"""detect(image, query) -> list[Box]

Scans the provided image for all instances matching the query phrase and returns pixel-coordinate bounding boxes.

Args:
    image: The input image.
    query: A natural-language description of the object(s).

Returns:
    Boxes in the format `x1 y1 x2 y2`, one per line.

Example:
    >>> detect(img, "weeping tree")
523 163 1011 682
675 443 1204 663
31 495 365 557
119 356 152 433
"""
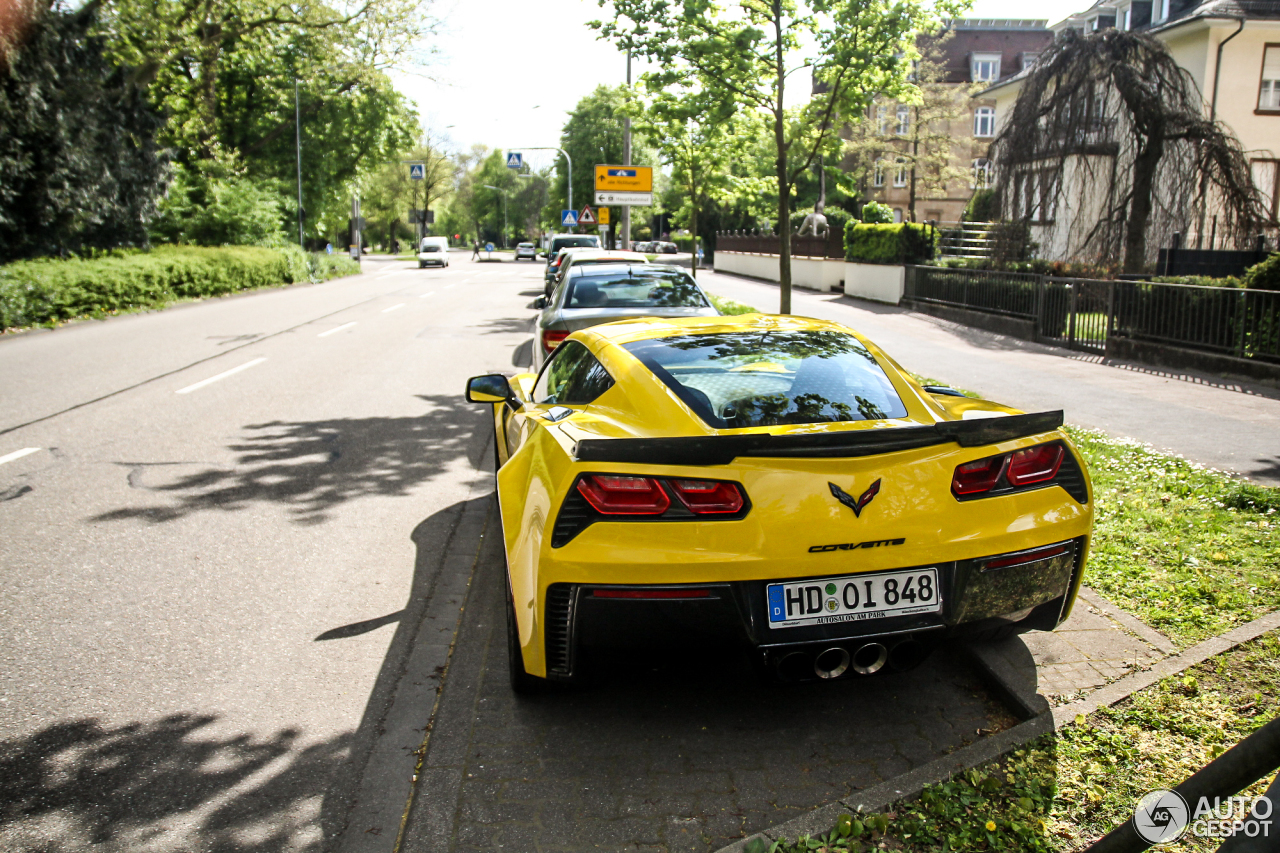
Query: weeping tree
990 29 1269 272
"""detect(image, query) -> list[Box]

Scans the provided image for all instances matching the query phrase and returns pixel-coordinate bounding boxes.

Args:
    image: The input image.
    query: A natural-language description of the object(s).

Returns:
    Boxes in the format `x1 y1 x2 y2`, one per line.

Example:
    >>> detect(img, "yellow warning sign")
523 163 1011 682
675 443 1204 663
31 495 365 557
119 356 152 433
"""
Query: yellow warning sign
595 165 653 193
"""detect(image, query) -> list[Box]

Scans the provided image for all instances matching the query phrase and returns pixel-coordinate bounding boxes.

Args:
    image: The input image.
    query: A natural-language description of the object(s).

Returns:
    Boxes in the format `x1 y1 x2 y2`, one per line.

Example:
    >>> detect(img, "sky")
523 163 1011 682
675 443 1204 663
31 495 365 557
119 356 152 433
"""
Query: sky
391 0 1089 163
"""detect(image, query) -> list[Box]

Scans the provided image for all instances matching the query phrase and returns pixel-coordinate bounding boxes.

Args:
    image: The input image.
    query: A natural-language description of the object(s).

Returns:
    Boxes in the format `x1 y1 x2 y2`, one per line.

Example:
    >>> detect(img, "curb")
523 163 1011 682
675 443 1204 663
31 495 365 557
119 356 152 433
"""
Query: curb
1077 586 1178 656
714 609 1280 853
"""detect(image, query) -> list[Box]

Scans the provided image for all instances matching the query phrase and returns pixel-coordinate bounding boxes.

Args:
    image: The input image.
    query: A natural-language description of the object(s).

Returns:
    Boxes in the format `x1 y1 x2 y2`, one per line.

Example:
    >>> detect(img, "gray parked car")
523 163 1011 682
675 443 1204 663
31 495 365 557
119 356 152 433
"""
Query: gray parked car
532 263 720 369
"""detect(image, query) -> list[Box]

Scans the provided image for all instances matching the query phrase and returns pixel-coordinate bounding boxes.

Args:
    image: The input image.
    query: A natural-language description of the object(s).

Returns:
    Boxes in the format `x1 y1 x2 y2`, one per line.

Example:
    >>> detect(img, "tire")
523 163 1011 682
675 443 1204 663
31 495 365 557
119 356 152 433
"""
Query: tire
418 262 425 268
505 569 547 694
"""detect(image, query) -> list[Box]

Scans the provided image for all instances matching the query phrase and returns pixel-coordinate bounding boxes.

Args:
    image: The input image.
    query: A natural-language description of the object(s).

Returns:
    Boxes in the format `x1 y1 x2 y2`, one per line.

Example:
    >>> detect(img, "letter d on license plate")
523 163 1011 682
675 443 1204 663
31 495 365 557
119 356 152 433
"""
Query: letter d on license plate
766 568 941 628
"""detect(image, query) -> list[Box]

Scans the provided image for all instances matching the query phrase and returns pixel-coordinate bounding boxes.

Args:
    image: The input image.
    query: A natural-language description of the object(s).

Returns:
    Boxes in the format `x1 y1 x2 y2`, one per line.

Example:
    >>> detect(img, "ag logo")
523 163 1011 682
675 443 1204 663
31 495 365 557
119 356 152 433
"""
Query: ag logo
1133 789 1189 845
829 479 881 518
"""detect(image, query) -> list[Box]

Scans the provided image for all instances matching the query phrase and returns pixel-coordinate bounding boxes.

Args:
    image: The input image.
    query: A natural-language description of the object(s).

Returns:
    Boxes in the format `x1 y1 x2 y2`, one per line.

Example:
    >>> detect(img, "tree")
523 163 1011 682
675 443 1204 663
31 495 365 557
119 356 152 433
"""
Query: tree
636 89 746 275
598 0 962 313
990 29 1270 272
361 132 455 249
0 1 168 261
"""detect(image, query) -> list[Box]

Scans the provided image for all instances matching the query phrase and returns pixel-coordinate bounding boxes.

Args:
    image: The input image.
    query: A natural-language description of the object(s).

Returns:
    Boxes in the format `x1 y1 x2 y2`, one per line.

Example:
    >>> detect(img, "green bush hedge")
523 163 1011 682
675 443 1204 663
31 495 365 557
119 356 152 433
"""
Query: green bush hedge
0 245 358 331
1244 252 1280 291
845 222 937 265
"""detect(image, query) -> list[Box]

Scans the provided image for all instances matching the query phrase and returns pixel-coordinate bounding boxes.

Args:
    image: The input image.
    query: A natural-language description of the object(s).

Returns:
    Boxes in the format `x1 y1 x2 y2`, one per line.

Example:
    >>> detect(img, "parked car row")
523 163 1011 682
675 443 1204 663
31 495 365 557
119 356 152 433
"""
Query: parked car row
632 241 679 254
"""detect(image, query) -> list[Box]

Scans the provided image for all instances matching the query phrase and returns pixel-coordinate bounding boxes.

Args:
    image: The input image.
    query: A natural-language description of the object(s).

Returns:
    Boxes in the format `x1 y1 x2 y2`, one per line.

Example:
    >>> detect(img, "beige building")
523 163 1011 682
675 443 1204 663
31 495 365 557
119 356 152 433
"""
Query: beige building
982 0 1280 261
850 19 1052 224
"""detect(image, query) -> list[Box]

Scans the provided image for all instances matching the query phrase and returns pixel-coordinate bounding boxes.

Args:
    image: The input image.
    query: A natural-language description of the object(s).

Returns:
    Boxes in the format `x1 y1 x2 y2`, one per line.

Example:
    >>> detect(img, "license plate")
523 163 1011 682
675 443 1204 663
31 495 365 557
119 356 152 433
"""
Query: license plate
766 568 941 628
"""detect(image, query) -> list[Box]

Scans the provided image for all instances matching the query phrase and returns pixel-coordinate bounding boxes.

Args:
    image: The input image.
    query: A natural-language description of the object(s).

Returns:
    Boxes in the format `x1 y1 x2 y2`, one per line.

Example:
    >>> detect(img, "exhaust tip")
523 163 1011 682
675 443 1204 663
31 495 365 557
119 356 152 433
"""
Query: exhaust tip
777 651 811 682
813 647 851 679
851 642 889 675
889 638 926 671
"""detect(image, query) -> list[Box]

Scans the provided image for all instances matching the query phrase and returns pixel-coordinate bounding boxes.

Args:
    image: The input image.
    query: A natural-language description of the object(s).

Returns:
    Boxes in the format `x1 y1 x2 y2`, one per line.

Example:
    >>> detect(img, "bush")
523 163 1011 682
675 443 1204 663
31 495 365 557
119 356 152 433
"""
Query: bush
149 162 286 247
860 201 893 224
963 189 998 222
845 222 937 265
1243 252 1280 291
0 245 355 330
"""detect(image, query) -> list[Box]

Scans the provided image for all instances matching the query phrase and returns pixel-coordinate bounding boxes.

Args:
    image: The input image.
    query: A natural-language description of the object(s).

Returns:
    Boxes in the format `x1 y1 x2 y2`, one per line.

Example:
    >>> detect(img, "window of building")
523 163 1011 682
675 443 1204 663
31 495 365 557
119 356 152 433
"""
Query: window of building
974 106 996 137
1013 168 1058 223
1122 7 1131 29
896 105 910 135
873 160 885 187
1155 0 1169 22
971 159 993 190
893 159 908 187
971 52 1002 83
876 104 889 135
1260 46 1280 112
1252 159 1279 221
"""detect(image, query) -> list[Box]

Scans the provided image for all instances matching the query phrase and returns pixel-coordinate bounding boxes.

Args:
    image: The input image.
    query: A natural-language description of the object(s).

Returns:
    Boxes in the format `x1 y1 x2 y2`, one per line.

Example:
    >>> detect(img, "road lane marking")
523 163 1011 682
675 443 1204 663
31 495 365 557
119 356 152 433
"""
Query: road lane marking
419 292 435 298
318 322 357 337
0 447 40 466
444 283 457 289
382 303 406 313
176 358 267 395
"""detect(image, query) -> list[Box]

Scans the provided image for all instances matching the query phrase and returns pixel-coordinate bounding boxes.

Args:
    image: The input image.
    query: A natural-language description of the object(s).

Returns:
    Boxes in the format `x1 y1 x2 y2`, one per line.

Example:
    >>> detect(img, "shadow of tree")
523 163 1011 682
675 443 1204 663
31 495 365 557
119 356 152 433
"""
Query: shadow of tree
0 714 349 852
93 394 486 525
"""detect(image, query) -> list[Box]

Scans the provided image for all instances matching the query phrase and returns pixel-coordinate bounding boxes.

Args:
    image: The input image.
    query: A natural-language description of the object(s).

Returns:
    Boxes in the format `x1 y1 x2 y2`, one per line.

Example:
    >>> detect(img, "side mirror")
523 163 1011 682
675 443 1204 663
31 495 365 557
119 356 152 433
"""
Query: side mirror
466 374 514 404
534 296 548 309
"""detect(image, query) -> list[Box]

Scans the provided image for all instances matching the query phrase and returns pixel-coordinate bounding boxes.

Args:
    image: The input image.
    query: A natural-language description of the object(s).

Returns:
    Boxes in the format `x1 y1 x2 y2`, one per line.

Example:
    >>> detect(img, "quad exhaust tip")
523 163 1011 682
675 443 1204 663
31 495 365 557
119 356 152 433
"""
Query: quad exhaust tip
813 647 851 679
851 642 889 675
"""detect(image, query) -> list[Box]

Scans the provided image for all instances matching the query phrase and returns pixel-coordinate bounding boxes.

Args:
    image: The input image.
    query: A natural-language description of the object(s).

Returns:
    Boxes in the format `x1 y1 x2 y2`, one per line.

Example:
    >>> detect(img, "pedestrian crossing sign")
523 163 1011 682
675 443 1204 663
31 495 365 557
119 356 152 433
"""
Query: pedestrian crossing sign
506 152 523 169
561 209 578 227
409 164 424 180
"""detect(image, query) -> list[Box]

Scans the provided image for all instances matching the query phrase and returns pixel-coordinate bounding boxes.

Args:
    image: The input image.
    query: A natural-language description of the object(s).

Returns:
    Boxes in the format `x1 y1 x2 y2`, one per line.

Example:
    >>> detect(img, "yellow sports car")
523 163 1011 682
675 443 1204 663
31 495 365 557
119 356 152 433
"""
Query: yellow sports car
466 314 1093 692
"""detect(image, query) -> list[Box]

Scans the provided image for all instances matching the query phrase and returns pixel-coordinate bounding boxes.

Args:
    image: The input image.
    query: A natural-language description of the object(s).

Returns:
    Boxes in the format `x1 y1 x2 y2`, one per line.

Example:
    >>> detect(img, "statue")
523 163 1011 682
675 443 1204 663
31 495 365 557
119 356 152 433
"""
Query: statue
796 199 829 238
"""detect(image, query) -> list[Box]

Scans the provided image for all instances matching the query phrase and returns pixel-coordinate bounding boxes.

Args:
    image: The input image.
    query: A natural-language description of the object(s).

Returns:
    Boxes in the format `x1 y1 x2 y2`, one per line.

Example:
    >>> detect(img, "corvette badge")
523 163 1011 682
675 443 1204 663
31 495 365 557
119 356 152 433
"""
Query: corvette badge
829 479 881 518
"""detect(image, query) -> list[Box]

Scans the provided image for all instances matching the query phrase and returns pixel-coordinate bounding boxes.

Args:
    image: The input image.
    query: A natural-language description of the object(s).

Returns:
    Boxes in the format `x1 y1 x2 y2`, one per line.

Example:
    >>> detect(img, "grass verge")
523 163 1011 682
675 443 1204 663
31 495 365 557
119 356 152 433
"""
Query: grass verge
0 245 360 332
708 293 761 316
758 631 1280 853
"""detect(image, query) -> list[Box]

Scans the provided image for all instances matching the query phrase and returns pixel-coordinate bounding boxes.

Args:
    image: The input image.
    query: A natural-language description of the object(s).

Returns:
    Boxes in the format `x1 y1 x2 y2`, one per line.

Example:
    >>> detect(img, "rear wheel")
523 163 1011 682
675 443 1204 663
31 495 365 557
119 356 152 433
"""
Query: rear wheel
506 570 547 694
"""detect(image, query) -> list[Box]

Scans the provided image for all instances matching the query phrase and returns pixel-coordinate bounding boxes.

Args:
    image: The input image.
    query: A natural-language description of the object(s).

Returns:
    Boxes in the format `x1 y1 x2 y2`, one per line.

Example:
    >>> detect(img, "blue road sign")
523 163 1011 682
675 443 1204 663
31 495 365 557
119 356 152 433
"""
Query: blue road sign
485 242 495 253
409 164 424 180
506 152 523 169
607 168 637 177
561 210 578 227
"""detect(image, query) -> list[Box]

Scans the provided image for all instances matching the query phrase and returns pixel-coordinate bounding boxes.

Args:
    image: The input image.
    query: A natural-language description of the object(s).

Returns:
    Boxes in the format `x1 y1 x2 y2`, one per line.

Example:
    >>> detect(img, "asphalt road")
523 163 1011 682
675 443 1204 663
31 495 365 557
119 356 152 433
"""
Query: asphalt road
0 253 538 852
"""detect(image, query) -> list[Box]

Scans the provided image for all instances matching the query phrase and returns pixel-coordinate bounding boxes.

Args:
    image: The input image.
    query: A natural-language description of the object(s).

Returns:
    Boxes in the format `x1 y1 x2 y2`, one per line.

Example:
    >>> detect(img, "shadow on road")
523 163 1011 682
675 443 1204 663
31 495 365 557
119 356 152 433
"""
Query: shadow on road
0 713 348 853
93 394 485 525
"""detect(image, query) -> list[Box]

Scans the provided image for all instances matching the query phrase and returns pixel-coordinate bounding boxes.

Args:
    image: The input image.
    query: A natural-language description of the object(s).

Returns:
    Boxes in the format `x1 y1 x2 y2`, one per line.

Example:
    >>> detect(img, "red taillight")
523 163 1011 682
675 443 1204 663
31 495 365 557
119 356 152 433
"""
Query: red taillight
542 329 569 353
669 479 745 514
592 588 711 599
576 474 670 515
952 454 1007 495
1007 444 1065 486
983 544 1070 571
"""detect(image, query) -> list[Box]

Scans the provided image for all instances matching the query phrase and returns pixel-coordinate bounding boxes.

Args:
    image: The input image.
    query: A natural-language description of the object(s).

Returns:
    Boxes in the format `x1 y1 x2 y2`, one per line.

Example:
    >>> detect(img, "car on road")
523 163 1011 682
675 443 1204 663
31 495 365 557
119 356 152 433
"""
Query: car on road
417 237 450 268
545 234 599 268
532 262 718 369
632 241 654 253
515 242 538 261
543 249 650 296
655 241 679 254
465 314 1094 692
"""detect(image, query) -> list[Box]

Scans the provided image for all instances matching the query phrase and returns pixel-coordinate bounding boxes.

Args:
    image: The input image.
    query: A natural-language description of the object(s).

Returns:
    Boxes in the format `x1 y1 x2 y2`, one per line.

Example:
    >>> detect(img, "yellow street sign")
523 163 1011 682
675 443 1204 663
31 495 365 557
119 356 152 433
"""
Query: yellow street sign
595 165 653 193
597 207 610 225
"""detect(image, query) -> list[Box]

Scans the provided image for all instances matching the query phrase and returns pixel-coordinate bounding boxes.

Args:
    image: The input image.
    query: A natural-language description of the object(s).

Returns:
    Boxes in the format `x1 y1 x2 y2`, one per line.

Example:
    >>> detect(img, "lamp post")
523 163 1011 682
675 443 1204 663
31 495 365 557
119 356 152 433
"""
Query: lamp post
482 185 508 248
508 147 572 226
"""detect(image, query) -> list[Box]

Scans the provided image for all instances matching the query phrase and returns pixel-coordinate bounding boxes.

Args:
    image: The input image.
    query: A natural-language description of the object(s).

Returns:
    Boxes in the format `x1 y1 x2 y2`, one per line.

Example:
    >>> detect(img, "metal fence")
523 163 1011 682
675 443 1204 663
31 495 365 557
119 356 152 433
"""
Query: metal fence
905 266 1280 363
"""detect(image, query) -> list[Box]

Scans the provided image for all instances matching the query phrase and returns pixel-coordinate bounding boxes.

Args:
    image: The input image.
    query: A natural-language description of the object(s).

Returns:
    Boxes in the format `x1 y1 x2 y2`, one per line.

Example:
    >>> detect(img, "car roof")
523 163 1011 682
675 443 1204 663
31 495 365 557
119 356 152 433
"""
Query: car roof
563 250 648 262
566 262 690 278
578 313 871 349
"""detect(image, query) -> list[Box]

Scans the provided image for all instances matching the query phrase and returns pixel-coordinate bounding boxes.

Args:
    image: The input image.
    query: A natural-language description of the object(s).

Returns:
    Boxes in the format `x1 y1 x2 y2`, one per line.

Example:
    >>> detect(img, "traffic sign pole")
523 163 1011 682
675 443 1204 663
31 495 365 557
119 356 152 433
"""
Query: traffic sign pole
622 51 631 251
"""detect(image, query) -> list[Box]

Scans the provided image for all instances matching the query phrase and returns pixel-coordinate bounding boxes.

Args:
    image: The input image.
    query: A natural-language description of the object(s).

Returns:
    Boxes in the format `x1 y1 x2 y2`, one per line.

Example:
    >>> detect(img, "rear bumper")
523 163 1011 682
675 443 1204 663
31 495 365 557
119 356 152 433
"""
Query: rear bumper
539 537 1085 681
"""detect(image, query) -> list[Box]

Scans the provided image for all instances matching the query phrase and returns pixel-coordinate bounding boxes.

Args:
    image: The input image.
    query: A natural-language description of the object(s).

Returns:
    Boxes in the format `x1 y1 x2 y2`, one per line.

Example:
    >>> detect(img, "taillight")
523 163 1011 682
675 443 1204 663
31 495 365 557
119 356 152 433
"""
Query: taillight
669 479 745 514
576 474 670 515
952 454 1006 495
1007 444 1064 486
542 329 569 353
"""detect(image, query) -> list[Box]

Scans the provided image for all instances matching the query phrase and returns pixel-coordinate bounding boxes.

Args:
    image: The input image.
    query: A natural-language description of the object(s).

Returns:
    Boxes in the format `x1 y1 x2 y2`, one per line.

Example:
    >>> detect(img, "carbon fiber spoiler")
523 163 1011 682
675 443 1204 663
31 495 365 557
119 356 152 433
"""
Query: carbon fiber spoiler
572 410 1065 466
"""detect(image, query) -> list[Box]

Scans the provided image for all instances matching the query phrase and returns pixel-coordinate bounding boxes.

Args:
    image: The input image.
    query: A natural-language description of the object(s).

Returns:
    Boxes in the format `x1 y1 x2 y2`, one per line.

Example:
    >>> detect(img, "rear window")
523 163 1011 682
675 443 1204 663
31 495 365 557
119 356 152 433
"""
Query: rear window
551 236 599 252
565 270 709 309
622 330 908 428
421 245 442 252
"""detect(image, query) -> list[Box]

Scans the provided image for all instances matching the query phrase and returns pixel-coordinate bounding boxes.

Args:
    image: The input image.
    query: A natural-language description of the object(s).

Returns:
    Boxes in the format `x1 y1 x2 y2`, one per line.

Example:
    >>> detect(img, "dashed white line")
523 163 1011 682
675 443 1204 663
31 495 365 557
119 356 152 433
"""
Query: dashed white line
0 447 40 466
176 358 267 395
318 322 357 337
419 292 435 298
382 303 406 313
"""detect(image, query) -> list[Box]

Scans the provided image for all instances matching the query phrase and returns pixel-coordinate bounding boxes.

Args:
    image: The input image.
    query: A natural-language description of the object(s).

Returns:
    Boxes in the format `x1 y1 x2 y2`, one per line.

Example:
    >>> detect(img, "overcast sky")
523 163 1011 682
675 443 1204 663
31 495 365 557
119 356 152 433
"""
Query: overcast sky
391 0 1087 164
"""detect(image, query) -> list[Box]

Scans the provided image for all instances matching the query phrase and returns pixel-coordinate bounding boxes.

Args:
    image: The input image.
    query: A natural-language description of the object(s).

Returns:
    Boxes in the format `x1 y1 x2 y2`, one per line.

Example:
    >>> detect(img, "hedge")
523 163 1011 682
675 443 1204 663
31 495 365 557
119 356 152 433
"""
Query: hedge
844 222 937 265
0 245 359 331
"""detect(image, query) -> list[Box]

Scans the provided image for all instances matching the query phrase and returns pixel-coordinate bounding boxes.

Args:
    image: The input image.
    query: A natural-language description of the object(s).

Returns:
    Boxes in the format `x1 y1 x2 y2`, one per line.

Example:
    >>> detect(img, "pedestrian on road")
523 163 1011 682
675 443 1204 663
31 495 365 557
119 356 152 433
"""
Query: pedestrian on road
471 240 481 261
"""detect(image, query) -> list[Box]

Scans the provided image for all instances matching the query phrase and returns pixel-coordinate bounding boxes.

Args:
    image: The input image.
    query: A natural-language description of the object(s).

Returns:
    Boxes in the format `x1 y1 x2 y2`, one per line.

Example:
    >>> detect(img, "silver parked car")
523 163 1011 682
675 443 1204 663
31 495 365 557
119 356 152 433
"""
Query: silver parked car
532 263 720 369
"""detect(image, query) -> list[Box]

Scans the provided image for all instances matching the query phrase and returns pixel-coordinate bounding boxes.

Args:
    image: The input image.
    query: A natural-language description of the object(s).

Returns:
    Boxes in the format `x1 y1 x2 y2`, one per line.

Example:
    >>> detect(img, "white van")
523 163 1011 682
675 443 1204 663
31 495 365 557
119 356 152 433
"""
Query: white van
418 237 450 268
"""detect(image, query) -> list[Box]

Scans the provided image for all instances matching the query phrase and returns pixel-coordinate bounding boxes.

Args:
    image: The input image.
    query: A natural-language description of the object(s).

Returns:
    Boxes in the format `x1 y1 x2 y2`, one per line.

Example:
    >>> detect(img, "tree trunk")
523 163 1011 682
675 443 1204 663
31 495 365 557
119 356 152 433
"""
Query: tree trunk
1124 130 1164 272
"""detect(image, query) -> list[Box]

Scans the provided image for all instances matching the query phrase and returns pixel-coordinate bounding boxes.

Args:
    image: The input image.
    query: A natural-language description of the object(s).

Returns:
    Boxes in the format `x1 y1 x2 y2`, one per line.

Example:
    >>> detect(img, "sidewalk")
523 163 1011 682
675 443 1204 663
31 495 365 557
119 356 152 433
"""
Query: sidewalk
698 269 1280 486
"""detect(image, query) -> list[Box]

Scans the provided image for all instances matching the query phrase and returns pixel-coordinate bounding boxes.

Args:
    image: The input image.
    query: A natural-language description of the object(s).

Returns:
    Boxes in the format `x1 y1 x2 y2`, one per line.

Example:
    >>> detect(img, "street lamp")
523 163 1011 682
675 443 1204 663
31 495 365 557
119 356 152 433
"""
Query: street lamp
482 185 508 249
508 146 573 224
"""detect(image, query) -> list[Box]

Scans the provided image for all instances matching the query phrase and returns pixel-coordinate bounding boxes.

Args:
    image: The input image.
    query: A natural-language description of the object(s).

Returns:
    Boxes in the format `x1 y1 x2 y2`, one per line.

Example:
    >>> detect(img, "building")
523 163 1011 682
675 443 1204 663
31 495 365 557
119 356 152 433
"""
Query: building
982 0 1280 263
846 19 1053 224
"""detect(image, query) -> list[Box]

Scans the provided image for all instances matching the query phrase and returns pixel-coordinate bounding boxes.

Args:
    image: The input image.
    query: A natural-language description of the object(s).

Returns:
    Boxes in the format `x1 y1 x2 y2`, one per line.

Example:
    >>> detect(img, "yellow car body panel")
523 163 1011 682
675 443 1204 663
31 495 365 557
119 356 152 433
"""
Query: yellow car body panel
481 314 1095 679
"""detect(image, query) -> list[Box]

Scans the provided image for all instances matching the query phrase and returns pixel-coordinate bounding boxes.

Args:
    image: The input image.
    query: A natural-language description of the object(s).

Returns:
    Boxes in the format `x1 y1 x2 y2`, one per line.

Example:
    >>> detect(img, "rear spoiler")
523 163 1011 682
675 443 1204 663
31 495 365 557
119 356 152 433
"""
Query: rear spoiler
573 411 1064 466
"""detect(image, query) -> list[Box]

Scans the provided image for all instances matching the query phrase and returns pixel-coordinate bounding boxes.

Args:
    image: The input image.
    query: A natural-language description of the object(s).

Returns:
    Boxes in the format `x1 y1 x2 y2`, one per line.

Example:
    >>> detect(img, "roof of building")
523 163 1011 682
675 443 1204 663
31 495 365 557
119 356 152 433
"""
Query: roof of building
923 21 1054 85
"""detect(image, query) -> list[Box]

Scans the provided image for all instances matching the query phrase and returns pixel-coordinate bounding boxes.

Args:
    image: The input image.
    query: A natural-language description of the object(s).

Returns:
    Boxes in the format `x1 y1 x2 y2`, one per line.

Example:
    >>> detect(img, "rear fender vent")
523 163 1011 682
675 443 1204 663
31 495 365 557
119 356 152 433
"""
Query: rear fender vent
544 583 577 677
